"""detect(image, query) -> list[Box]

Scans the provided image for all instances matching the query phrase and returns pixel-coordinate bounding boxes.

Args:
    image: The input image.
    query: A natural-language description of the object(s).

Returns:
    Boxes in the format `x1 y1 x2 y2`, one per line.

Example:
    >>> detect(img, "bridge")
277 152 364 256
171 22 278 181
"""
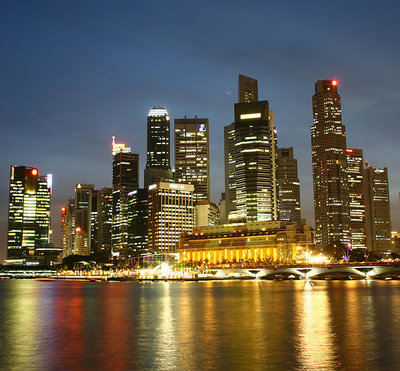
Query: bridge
208 262 400 280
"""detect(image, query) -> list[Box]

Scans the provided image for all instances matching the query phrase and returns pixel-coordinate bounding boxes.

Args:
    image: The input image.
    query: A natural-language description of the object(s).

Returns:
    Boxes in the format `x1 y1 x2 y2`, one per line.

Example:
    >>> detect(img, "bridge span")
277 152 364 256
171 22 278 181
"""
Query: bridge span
209 263 400 280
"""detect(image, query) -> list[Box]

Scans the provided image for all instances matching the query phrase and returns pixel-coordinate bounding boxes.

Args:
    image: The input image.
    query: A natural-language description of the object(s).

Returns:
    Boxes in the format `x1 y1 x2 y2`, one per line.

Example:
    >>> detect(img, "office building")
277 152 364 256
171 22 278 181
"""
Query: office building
7 165 52 260
311 80 350 247
277 147 301 226
174 116 210 201
112 136 139 190
225 100 277 222
148 182 194 252
127 188 149 256
346 148 366 248
97 187 113 255
195 200 219 227
364 165 392 253
73 184 95 255
111 137 139 255
239 74 258 103
144 107 173 187
61 200 75 258
218 193 228 225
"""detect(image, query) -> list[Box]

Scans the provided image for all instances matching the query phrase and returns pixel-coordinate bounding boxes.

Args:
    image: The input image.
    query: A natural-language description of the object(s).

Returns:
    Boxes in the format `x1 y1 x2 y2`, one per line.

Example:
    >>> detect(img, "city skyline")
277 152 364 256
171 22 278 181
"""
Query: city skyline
1 1 400 260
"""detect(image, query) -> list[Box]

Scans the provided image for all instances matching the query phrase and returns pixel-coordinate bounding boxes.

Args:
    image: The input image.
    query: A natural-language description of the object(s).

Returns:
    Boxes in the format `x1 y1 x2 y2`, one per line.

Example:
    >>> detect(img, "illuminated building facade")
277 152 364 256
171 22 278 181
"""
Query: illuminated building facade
195 200 219 227
61 199 75 258
97 187 113 255
225 100 277 222
62 186 113 258
346 148 366 248
148 182 194 252
239 74 258 103
311 80 350 247
277 147 301 226
144 107 173 187
73 184 95 256
178 221 312 264
127 188 149 256
7 166 52 259
364 165 392 253
174 116 210 201
111 137 139 255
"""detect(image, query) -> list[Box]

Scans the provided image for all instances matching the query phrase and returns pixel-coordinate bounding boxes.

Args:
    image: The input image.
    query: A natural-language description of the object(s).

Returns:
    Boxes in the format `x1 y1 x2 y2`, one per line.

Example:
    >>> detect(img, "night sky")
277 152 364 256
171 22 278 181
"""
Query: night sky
1 1 400 260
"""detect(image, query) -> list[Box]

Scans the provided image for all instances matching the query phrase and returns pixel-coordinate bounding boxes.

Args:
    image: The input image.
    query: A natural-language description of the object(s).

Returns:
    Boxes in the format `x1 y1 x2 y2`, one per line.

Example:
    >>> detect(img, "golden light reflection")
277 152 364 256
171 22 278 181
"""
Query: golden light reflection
295 283 336 370
5 281 42 368
154 282 178 369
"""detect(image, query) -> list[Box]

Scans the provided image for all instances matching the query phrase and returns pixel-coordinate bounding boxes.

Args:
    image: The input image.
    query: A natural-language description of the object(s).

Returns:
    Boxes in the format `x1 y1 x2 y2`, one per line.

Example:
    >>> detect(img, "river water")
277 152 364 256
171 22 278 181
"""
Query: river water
0 279 399 370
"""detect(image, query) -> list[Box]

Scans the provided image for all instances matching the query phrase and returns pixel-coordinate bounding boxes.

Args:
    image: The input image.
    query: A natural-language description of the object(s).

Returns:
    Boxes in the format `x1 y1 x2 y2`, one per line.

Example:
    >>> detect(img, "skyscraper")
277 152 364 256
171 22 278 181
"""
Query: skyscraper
148 182 194 252
127 188 149 256
364 165 392 253
7 165 52 260
311 80 350 247
174 116 210 201
277 147 301 226
97 187 113 255
144 106 173 187
62 186 113 258
238 74 258 103
111 137 139 255
346 148 366 248
225 99 277 222
112 136 139 190
61 200 74 258
73 184 97 255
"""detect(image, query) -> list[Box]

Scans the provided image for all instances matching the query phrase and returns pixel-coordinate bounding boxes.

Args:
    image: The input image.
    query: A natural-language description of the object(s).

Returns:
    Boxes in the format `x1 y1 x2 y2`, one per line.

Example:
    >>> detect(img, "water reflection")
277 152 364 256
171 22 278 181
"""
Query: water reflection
1 280 400 370
295 283 336 370
154 282 178 369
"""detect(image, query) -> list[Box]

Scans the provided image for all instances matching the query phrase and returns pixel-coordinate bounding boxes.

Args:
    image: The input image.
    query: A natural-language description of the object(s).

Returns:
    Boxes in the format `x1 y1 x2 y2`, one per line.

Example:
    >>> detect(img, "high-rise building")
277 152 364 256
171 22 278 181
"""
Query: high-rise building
73 184 95 256
62 186 113 258
364 165 392 254
346 148 366 249
97 187 113 255
225 100 277 222
174 116 210 201
127 188 149 257
112 137 139 190
144 107 173 187
239 74 258 103
148 182 194 252
111 137 139 256
7 166 52 260
311 80 350 247
277 147 301 226
61 199 75 258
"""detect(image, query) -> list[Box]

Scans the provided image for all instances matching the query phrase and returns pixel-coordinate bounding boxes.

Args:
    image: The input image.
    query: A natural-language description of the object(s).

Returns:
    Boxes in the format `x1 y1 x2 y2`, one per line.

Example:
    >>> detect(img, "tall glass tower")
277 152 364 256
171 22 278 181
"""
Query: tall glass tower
111 137 139 255
144 106 173 187
311 80 350 247
174 116 210 201
225 100 277 222
7 165 52 259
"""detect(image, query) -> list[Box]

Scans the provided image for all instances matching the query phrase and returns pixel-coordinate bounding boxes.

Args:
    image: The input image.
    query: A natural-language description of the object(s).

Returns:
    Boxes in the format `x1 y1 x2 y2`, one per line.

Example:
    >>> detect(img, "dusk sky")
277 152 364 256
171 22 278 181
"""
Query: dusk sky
1 0 400 260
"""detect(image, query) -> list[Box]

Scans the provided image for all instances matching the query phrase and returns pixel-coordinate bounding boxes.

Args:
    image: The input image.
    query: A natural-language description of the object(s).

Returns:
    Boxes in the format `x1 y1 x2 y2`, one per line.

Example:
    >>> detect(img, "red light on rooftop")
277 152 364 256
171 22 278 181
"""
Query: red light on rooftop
75 227 82 233
345 148 353 153
31 169 38 176
332 80 337 86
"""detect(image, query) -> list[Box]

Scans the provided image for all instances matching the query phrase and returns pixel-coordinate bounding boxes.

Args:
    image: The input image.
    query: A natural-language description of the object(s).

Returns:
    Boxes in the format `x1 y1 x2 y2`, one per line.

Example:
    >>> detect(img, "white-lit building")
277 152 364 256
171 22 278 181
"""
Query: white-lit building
195 200 219 227
148 182 194 252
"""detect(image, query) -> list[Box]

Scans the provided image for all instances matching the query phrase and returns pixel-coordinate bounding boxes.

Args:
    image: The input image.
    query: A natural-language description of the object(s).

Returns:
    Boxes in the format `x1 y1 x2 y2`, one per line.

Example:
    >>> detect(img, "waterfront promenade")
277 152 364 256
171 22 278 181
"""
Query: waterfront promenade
2 261 400 281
